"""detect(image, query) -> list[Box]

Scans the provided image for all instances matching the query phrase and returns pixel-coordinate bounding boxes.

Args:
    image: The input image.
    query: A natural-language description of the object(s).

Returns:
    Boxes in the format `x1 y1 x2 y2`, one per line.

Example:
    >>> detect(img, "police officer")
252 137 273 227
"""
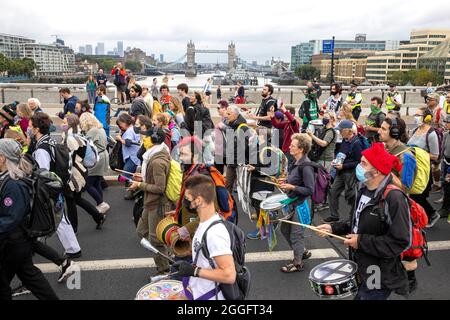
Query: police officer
0 139 58 300
346 82 363 121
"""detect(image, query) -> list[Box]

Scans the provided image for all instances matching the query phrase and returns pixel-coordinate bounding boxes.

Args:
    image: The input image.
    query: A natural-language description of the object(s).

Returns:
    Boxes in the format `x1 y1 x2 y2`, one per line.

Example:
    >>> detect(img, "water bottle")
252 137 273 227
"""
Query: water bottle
330 152 347 179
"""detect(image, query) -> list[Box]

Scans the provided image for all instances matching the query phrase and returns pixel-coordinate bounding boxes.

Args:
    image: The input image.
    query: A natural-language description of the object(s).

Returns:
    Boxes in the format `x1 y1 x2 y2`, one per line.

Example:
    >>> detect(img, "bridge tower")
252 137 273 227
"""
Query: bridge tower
228 42 236 71
186 40 197 77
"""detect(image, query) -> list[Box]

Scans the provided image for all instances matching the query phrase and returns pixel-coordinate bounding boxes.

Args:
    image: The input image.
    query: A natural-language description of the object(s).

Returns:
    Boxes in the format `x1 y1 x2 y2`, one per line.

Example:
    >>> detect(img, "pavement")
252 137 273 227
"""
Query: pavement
13 185 450 300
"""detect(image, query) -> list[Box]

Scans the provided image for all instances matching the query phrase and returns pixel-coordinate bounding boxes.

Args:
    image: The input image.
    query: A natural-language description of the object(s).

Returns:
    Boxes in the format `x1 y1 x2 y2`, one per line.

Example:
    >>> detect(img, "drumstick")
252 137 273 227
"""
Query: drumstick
257 178 282 187
113 168 142 177
278 219 348 242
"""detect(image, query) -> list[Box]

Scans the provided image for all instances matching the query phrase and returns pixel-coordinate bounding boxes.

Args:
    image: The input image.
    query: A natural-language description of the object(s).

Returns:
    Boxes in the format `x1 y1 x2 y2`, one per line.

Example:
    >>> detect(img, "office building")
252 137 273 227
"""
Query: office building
19 43 75 76
85 45 93 55
96 43 105 55
118 41 124 57
290 42 315 70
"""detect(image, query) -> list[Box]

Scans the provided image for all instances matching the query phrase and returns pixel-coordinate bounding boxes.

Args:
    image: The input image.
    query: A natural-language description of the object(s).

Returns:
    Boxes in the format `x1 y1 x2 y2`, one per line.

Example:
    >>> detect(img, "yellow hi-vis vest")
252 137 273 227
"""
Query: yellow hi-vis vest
386 93 399 110
445 100 449 114
346 92 362 110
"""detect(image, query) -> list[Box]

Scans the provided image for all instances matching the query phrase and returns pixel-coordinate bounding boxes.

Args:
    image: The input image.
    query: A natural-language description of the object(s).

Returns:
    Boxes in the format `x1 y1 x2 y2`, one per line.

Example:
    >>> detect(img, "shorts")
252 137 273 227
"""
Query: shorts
116 84 126 92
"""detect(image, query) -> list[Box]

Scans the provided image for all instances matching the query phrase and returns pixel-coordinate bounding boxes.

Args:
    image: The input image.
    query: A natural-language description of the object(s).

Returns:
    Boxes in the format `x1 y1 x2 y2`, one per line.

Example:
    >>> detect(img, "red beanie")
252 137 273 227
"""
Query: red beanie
361 143 402 175
178 136 203 154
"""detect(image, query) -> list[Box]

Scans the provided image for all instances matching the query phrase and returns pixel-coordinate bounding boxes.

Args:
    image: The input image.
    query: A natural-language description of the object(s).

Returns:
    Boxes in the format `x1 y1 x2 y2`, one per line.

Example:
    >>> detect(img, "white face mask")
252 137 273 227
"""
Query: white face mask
414 116 423 126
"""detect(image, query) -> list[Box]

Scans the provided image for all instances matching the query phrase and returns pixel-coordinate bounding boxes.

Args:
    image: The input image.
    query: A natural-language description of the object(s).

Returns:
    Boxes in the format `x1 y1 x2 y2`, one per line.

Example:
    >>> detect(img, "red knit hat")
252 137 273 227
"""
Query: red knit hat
361 142 402 175
178 136 203 154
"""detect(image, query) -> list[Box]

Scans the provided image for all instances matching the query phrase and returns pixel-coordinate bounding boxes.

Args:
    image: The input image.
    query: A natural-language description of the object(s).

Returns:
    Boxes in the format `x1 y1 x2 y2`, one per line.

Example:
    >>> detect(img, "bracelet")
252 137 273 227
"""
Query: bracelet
194 267 201 277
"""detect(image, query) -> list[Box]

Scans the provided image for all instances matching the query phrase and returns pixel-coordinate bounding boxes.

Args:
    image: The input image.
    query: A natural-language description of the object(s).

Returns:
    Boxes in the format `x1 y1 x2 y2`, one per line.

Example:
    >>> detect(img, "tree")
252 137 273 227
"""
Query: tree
388 68 443 86
295 65 320 80
125 60 143 73
0 53 10 73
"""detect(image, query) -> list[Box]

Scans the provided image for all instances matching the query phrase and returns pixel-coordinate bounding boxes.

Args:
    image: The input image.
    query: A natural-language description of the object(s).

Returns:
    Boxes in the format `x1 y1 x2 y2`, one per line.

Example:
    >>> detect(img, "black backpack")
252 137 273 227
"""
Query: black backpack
38 139 72 184
198 220 251 300
309 128 336 162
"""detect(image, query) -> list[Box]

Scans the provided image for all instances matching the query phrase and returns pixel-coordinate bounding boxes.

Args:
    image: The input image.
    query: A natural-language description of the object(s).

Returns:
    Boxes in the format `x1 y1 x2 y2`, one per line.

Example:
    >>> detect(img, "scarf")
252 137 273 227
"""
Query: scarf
141 143 169 179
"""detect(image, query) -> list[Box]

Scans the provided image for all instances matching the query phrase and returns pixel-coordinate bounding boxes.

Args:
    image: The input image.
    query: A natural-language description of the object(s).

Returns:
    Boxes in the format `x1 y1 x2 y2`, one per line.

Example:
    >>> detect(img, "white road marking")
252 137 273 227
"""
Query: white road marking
35 249 339 274
35 240 450 274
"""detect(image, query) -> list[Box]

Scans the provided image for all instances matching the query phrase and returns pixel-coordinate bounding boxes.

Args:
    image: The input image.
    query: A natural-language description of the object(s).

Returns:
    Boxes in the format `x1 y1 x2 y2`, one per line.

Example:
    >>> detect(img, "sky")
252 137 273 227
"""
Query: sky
1 0 450 64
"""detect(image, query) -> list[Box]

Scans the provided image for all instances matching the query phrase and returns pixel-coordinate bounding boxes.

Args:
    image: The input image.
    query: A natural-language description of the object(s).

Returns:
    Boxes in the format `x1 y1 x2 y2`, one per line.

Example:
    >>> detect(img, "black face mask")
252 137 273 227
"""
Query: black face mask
322 118 330 126
183 198 198 214
133 126 141 134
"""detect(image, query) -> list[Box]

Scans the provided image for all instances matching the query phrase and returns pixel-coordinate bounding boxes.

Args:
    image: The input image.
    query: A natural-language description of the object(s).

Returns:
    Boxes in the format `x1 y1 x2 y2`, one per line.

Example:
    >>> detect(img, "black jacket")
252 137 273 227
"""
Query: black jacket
185 103 214 136
286 156 315 205
332 175 410 294
226 114 251 167
130 97 149 118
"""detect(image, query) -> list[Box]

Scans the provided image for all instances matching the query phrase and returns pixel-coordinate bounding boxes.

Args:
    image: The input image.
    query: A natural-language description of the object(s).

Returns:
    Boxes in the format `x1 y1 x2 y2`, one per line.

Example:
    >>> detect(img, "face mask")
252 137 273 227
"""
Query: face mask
370 105 381 114
61 124 69 132
414 116 423 126
331 91 337 95
309 94 317 99
133 126 141 134
322 118 330 126
27 127 35 139
183 198 198 214
356 164 368 183
143 137 153 150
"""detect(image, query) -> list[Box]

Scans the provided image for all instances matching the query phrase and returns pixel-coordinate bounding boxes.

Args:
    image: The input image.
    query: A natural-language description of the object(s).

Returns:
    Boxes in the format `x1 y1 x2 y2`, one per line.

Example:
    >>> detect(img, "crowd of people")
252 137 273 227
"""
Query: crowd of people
0 73 449 301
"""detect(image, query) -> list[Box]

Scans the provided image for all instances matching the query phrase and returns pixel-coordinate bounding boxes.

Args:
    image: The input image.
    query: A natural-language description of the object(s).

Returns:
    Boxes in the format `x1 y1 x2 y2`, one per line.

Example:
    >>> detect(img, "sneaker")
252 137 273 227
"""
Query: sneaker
426 213 440 228
96 202 110 214
322 217 339 223
58 259 77 283
11 285 31 297
63 251 82 259
96 214 107 230
247 229 261 240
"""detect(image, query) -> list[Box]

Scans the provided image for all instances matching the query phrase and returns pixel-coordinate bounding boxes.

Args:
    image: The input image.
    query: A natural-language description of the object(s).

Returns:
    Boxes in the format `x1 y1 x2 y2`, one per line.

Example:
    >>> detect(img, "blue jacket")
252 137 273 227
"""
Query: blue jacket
64 96 79 115
339 134 363 171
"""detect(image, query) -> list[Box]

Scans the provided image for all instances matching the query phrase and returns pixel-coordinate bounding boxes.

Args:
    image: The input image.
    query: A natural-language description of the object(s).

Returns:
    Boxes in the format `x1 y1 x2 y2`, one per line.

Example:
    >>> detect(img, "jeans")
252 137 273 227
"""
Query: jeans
123 158 138 180
66 191 103 232
87 90 96 104
280 205 306 264
0 239 59 300
86 176 104 206
329 170 357 220
354 284 392 300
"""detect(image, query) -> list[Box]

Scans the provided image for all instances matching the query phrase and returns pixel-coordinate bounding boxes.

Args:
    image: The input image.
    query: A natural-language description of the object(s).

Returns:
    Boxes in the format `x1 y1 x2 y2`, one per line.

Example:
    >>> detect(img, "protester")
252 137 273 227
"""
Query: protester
129 84 149 118
185 91 214 137
74 99 92 117
249 84 277 128
177 83 191 112
279 133 314 272
111 63 127 105
217 85 222 101
159 85 171 112
307 112 337 172
299 87 319 132
96 69 107 87
317 143 410 300
235 81 245 104
15 103 33 134
203 78 212 103
172 174 236 300
28 98 43 114
141 84 154 119
323 120 363 223
58 88 79 119
0 139 59 300
364 97 386 143
322 83 343 114
126 75 136 104
439 115 450 222
79 112 111 215
213 100 230 174
168 96 185 128
130 128 172 276
93 85 111 137
408 107 440 227
151 78 159 101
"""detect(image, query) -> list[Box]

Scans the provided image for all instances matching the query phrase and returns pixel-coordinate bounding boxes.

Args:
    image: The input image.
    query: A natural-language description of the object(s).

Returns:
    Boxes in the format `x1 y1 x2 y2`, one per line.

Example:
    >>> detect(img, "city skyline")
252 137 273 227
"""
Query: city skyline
1 0 450 64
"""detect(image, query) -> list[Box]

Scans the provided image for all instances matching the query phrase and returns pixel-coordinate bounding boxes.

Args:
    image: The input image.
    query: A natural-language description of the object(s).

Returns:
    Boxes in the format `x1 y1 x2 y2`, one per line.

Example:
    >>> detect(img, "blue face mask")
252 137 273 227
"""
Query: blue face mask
356 164 368 183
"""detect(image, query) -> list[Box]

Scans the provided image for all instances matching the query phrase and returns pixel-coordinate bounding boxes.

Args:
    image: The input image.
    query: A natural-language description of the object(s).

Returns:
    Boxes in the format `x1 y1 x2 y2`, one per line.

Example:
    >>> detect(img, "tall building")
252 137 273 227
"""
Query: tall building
366 29 450 83
0 33 35 59
79 46 86 54
118 41 124 57
19 43 75 76
160 54 164 63
96 43 105 55
291 42 315 70
85 45 93 55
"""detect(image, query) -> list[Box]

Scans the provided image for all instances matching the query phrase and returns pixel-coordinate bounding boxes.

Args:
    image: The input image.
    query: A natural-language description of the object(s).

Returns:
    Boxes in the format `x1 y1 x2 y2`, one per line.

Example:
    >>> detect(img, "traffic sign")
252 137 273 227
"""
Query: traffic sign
323 40 335 54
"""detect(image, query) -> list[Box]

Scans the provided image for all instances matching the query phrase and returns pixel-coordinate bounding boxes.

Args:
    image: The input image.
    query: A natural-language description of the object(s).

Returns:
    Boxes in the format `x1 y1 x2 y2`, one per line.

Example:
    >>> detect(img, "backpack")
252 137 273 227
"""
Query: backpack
38 139 72 185
165 160 182 204
408 146 431 195
75 135 99 169
198 219 251 300
356 133 371 150
208 166 239 224
380 185 430 264
297 162 331 204
152 100 163 116
308 128 336 162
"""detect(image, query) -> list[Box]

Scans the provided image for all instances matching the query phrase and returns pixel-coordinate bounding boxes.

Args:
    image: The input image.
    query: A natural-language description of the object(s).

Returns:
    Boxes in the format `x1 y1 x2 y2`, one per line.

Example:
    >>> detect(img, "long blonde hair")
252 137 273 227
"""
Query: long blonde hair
169 96 184 115
79 112 103 132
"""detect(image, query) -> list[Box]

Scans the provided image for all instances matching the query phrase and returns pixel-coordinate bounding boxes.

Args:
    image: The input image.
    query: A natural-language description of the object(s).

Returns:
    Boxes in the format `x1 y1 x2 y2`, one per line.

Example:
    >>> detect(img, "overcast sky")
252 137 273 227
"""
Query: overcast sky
2 0 450 64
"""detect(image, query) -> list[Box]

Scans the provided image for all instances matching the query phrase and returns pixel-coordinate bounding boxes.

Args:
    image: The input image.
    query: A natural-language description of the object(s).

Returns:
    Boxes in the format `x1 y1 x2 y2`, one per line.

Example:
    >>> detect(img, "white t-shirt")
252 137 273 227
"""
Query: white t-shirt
189 215 232 300
353 194 372 234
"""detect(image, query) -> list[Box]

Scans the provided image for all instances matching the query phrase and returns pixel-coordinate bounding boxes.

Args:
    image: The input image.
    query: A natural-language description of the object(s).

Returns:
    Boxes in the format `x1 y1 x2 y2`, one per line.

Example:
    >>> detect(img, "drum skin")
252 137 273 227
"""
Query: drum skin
136 280 189 300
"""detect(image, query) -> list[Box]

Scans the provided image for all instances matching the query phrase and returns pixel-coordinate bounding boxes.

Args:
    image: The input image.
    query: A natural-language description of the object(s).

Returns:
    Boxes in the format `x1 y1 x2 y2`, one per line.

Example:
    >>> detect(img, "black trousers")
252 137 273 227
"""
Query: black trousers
66 191 103 233
0 239 58 300
410 168 435 219
33 240 65 266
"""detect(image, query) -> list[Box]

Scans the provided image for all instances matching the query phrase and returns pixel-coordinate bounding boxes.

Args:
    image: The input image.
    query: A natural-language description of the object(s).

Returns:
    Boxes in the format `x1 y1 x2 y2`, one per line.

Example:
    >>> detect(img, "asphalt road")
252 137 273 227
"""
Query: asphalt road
12 183 450 301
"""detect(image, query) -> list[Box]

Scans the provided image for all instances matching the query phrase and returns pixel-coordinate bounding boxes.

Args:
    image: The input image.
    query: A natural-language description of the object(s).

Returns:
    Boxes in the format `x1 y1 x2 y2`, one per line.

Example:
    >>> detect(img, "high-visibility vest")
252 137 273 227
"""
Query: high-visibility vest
386 92 400 110
346 92 362 110
445 100 450 114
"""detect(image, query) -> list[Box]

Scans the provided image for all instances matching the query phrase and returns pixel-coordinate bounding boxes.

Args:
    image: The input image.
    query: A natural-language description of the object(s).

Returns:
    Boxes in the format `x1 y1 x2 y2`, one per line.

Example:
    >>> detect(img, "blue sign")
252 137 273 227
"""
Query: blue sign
322 40 335 54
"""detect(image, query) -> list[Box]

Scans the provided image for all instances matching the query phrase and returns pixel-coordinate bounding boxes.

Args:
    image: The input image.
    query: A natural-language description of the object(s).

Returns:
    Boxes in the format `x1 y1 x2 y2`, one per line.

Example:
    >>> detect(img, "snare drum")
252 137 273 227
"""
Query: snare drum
309 259 360 299
135 280 189 300
260 194 293 228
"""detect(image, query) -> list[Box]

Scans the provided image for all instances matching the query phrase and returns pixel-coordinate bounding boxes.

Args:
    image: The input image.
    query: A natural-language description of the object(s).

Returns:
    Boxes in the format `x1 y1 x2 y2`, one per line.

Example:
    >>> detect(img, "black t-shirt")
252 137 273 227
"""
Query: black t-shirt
257 96 277 128
182 97 191 113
